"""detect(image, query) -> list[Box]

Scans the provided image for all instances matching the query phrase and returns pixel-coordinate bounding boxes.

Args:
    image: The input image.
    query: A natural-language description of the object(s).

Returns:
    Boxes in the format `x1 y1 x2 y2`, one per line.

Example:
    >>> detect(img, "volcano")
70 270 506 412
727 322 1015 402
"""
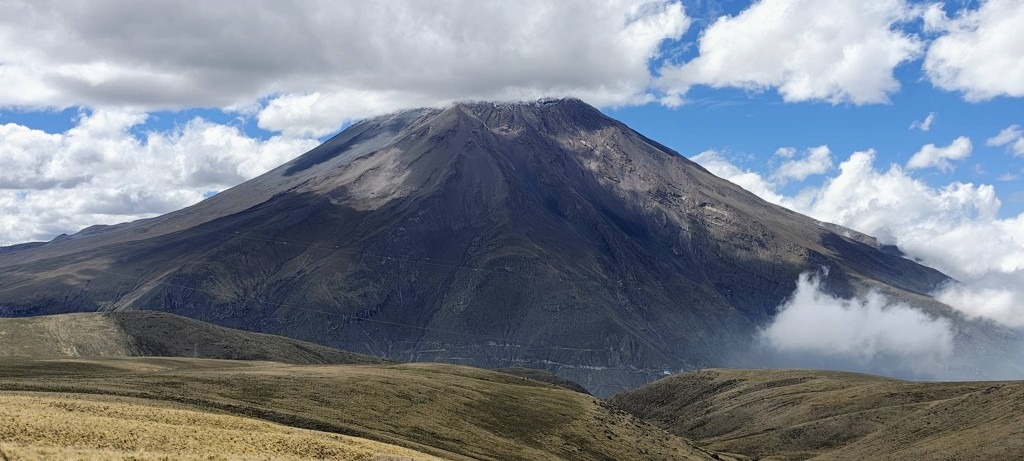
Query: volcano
0 98 1014 395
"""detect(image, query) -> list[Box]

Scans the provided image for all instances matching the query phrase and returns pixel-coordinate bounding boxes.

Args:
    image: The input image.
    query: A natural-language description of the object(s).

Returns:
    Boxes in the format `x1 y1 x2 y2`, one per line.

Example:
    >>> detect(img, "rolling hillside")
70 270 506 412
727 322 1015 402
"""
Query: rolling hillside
0 311 386 365
495 367 592 394
609 368 1024 460
0 357 715 461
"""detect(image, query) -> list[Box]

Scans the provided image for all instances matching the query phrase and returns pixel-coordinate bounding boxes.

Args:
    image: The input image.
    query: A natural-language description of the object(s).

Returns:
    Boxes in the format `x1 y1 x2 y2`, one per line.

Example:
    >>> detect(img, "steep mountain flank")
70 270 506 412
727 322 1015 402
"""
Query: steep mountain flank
0 98 1012 395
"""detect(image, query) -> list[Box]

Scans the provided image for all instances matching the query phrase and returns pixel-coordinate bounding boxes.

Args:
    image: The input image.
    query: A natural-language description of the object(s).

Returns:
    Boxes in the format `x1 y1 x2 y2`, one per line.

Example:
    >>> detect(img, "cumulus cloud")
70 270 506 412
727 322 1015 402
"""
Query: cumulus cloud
775 147 797 158
255 90 455 139
658 0 922 105
694 146 832 196
772 145 833 183
906 136 972 171
0 111 319 244
987 125 1024 156
924 0 1024 101
0 0 689 135
691 150 789 204
938 272 1024 328
692 147 1024 329
759 271 954 366
909 112 936 131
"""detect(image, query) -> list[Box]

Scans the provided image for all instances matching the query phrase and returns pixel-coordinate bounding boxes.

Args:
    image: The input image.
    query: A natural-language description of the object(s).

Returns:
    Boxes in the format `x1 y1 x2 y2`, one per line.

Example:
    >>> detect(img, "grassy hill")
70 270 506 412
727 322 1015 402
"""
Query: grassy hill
608 368 1024 460
0 357 714 461
494 367 592 394
0 311 386 365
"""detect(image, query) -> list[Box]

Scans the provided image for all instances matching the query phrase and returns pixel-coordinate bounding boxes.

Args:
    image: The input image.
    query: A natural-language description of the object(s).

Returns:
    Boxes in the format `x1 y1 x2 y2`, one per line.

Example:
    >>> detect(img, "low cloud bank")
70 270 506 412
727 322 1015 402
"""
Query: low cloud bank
937 273 1024 329
756 271 955 377
745 270 1024 380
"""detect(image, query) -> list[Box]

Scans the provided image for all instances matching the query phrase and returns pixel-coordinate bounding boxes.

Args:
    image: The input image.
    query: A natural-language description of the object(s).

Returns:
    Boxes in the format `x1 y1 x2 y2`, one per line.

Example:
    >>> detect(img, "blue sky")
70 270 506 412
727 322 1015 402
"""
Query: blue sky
609 77 1024 216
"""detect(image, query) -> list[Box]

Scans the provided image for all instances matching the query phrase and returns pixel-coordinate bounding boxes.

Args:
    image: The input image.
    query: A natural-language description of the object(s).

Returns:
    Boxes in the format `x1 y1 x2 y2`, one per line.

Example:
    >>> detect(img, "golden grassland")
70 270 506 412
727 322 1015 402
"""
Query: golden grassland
0 358 713 461
0 392 440 461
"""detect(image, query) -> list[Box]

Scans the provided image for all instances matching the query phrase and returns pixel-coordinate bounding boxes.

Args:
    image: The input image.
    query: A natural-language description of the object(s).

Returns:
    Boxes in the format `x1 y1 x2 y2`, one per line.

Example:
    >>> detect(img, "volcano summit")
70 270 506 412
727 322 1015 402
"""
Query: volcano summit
0 99 1015 395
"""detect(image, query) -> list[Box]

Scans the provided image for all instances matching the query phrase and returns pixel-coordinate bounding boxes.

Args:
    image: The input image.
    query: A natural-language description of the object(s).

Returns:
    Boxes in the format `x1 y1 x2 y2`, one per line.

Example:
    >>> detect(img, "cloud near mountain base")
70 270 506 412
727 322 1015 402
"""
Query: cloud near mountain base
755 271 955 376
693 148 1024 330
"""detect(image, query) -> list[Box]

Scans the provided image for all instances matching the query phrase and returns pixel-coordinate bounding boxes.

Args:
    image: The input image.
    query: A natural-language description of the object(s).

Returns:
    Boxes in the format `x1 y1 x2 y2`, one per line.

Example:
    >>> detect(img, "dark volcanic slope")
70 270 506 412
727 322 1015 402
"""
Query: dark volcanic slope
0 98 1011 395
609 368 1024 460
0 311 386 365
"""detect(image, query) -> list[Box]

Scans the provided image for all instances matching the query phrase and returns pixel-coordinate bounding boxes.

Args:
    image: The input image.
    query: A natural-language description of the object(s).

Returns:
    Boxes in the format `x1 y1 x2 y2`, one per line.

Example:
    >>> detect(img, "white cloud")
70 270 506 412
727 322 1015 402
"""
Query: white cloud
692 147 1024 329
0 1 689 135
987 125 1024 157
909 111 936 131
906 136 973 171
0 111 319 244
255 91 451 139
692 150 790 204
695 146 832 196
774 151 1011 280
772 145 833 183
924 0 1024 101
658 0 922 105
938 271 1024 328
775 147 797 158
921 2 950 33
987 125 1022 146
759 271 954 362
